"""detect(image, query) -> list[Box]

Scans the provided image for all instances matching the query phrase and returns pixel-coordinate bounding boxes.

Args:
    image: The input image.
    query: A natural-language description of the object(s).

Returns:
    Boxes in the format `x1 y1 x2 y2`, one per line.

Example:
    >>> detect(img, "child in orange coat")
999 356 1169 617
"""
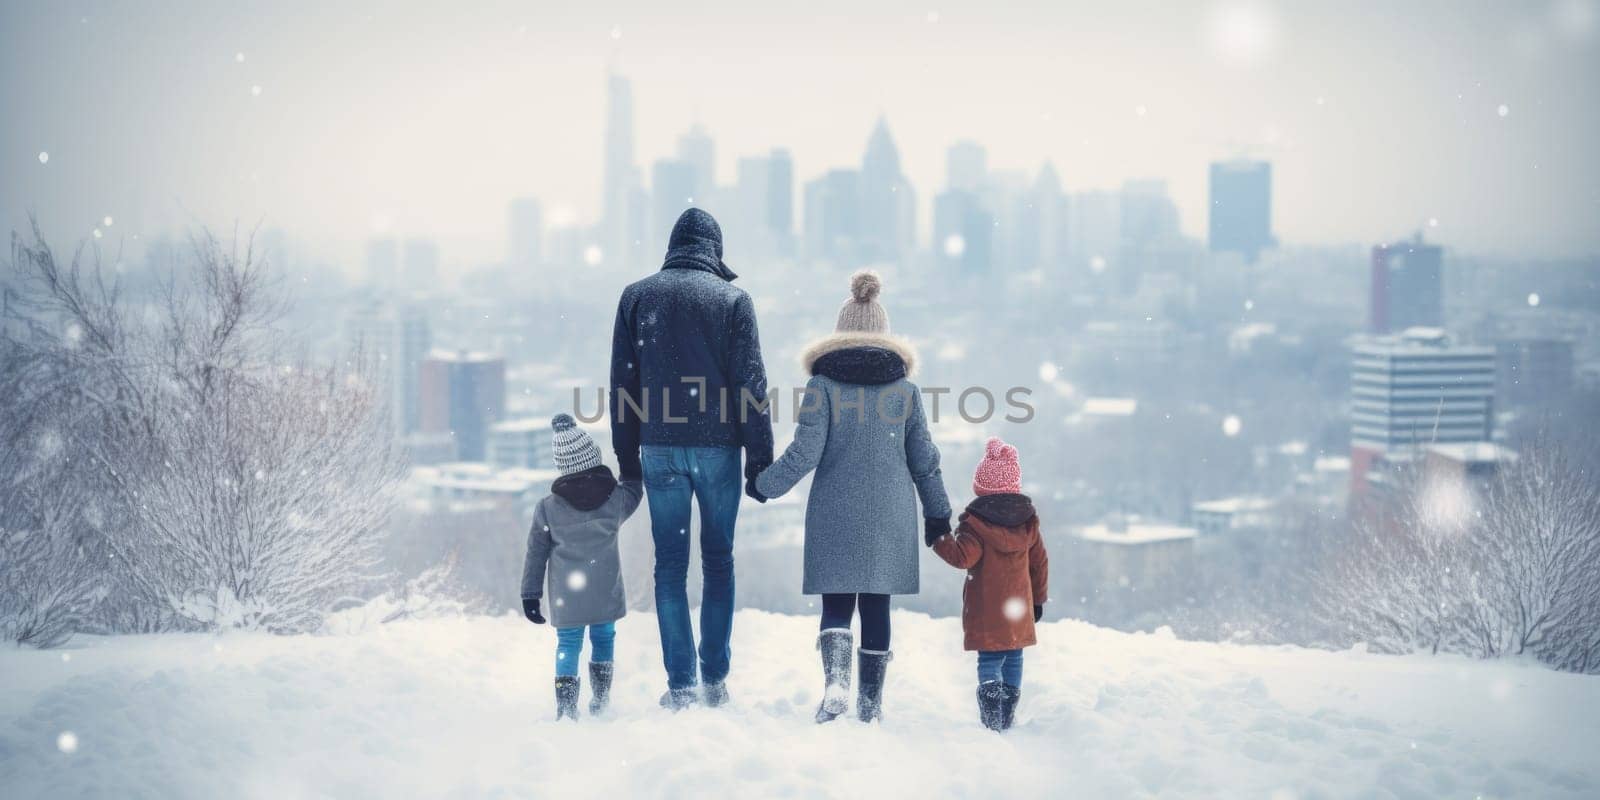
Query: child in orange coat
927 437 1049 732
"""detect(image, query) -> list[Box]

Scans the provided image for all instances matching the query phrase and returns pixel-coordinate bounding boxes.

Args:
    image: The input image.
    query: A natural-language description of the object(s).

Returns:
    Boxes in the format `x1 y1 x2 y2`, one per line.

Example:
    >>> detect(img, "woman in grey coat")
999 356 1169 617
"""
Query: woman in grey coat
755 270 952 724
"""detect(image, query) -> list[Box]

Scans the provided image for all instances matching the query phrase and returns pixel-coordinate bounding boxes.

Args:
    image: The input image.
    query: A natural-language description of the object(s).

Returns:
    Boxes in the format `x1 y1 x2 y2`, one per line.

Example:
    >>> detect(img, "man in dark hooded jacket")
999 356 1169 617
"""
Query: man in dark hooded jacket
610 208 773 709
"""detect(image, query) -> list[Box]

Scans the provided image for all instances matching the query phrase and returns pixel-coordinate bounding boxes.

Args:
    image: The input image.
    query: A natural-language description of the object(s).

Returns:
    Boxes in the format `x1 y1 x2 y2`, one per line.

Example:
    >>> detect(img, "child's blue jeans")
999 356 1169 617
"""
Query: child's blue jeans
977 648 1024 687
556 623 616 677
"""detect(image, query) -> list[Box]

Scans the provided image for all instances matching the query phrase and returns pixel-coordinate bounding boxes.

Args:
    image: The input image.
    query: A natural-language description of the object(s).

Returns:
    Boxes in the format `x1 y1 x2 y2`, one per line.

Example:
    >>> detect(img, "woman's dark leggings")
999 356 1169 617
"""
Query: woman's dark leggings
820 592 891 651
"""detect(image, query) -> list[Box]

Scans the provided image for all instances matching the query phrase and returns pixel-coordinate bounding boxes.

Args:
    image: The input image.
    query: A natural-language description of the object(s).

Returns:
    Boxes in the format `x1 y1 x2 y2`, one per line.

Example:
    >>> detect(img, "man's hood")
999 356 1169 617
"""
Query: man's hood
661 208 737 281
550 465 618 512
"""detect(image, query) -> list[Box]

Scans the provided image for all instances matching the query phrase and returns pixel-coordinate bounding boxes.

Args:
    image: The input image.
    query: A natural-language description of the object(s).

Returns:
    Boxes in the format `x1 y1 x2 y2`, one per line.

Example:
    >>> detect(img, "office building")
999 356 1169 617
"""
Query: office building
676 124 716 196
418 350 507 462
487 418 556 470
1208 160 1273 263
1370 235 1443 333
1350 328 1495 496
803 169 862 265
651 159 699 248
345 303 432 436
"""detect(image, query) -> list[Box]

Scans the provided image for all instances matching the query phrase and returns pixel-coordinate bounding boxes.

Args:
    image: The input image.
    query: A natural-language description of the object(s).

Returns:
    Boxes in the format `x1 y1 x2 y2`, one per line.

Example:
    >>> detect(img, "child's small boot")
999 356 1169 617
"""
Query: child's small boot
977 682 1006 732
856 649 891 722
815 628 853 724
588 662 614 716
999 685 1022 731
555 676 581 721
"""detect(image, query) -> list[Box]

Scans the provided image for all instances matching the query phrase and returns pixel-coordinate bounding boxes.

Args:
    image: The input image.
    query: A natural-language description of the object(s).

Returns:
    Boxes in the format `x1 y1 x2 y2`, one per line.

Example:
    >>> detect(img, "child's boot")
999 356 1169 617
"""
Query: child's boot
588 662 614 716
814 628 853 724
855 648 891 722
554 676 581 721
999 684 1022 731
977 682 1006 732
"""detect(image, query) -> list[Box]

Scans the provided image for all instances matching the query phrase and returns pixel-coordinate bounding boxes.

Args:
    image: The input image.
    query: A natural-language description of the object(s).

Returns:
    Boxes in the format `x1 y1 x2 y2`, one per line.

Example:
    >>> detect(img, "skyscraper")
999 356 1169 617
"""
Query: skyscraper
859 117 915 262
651 159 699 250
1370 235 1443 333
767 148 794 238
601 72 638 269
418 350 506 462
946 140 988 193
932 189 992 274
345 303 431 436
506 197 542 268
803 169 862 265
1208 160 1273 263
676 124 716 196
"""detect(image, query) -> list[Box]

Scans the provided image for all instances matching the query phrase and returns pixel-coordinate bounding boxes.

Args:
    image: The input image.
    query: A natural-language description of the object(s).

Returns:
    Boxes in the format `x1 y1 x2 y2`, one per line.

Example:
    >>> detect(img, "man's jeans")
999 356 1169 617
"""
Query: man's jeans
642 445 741 691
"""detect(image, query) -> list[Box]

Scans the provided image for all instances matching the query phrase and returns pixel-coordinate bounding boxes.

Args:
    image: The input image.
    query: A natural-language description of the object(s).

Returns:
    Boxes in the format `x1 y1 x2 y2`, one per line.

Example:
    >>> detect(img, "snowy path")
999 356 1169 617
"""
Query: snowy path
2 610 1596 799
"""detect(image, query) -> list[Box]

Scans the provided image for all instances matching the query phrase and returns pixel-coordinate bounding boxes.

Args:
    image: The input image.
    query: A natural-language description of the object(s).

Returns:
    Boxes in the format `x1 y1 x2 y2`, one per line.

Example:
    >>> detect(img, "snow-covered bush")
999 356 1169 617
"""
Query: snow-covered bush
1316 445 1600 672
2 223 404 641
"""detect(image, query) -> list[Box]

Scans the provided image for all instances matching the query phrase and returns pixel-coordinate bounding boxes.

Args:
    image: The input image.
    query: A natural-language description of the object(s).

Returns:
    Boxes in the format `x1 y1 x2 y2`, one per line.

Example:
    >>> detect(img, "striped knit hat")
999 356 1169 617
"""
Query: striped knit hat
550 414 602 475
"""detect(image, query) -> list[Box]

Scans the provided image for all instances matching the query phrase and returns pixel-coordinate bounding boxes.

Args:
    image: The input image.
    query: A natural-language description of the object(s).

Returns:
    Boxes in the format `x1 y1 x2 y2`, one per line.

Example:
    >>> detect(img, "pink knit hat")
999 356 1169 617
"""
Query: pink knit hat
972 437 1022 496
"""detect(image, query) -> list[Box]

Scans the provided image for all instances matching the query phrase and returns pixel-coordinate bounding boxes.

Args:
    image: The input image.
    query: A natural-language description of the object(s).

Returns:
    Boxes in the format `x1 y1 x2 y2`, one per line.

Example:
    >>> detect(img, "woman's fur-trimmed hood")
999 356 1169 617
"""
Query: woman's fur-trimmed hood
801 332 918 383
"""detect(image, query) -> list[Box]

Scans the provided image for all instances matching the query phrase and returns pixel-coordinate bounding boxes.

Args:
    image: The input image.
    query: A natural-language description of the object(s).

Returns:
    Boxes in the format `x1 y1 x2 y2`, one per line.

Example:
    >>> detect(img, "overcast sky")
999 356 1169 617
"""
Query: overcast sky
3 0 1598 271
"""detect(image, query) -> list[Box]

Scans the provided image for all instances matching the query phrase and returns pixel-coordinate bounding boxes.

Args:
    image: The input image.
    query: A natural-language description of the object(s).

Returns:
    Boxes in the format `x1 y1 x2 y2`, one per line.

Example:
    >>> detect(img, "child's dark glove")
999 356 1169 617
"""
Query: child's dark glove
522 597 545 625
923 517 952 546
1033 604 1044 623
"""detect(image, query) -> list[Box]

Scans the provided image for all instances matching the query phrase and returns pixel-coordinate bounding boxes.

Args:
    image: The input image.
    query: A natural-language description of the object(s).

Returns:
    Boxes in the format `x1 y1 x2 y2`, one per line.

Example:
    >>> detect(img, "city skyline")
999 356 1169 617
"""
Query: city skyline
3 1 1599 273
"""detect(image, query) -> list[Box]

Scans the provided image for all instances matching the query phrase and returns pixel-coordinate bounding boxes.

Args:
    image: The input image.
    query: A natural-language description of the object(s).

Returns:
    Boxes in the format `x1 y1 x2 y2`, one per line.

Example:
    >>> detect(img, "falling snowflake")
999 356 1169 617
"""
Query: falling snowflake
583 245 604 266
1427 217 1439 228
92 228 103 239
926 10 940 23
251 85 262 96
60 652 71 663
1527 292 1540 307
567 571 588 591
1222 415 1242 437
235 52 245 63
57 732 78 754
1135 104 1148 117
1003 597 1028 622
102 215 114 227
1038 362 1060 383
1089 255 1107 274
38 151 49 164
1497 104 1509 118
610 25 622 40
942 234 966 258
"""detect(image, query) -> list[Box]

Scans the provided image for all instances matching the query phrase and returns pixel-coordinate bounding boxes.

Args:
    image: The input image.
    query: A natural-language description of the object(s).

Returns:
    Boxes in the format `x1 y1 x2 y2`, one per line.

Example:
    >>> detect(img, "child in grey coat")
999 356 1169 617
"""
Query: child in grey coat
521 414 643 720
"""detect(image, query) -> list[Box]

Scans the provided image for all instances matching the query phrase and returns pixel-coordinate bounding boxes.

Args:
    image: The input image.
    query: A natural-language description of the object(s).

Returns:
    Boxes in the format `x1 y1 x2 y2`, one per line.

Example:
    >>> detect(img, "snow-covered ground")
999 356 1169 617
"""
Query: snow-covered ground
2 610 1596 799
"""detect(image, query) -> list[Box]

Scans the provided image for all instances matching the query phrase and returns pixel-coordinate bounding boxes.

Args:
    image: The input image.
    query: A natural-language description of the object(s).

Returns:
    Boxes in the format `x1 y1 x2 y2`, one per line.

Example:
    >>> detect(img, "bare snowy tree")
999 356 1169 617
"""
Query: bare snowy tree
2 223 404 641
1313 444 1600 672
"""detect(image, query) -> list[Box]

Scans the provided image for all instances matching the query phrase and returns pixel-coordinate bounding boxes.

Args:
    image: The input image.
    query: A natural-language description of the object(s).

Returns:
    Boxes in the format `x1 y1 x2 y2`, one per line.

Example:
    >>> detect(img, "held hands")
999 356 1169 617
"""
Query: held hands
522 597 545 625
923 517 952 546
744 459 771 503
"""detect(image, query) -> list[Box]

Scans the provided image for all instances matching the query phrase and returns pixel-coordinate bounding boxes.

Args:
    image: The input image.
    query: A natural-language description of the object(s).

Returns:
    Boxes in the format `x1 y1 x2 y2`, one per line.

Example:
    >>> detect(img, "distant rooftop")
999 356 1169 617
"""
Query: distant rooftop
1076 519 1198 545
1082 397 1138 417
426 348 501 364
1192 497 1276 515
1426 442 1518 465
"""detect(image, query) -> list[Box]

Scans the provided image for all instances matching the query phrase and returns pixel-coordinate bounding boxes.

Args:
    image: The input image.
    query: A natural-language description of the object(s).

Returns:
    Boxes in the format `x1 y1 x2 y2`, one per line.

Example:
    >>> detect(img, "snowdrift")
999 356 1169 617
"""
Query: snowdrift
2 610 1596 798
